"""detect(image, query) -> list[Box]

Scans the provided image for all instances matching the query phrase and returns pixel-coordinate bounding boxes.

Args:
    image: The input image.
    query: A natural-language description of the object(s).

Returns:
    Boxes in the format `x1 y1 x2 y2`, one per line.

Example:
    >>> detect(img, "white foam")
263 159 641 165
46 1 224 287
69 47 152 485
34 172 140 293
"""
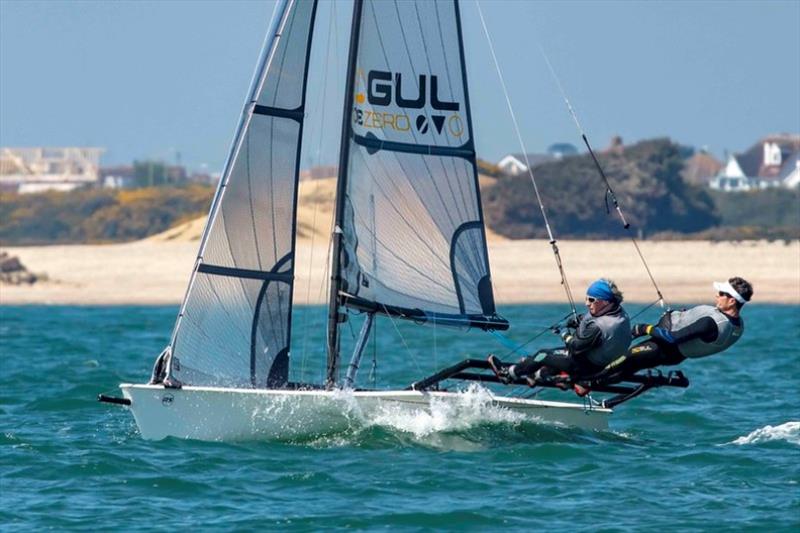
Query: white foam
731 421 800 446
364 384 526 438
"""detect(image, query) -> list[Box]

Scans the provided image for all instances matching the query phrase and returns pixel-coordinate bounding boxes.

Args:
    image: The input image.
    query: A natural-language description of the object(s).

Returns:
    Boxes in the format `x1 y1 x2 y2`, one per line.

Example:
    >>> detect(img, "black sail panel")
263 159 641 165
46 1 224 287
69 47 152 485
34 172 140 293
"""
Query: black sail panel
171 0 318 388
339 0 504 330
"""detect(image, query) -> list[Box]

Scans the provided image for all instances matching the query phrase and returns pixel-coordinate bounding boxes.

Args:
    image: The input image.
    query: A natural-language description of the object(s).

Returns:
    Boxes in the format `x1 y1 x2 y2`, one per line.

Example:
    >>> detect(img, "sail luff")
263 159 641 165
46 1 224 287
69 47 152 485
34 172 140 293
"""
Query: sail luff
284 0 321 387
166 0 319 389
164 0 294 359
452 0 497 317
326 0 366 389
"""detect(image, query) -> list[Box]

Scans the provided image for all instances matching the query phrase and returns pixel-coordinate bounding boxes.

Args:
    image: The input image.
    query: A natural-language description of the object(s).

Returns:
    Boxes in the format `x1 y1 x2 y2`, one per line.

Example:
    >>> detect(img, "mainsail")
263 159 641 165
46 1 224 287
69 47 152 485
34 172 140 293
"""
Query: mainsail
332 0 507 332
168 0 318 388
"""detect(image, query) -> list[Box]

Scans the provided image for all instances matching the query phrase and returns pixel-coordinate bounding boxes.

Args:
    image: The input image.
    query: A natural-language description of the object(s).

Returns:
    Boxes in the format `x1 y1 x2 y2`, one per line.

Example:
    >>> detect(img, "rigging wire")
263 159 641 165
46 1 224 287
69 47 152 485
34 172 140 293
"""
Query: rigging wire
492 311 575 359
475 0 578 319
381 304 423 374
538 47 668 308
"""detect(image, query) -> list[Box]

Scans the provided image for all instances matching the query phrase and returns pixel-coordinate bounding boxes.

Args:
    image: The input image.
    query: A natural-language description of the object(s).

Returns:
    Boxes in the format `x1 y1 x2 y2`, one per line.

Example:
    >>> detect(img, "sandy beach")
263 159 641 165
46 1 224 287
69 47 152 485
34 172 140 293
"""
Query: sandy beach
3 178 798 305
2 237 797 305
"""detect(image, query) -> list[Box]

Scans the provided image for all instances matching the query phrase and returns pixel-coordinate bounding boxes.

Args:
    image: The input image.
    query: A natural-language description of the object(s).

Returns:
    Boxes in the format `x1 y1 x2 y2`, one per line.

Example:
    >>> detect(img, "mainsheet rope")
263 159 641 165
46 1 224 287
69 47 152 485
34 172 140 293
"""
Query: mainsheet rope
539 47 668 309
475 1 578 319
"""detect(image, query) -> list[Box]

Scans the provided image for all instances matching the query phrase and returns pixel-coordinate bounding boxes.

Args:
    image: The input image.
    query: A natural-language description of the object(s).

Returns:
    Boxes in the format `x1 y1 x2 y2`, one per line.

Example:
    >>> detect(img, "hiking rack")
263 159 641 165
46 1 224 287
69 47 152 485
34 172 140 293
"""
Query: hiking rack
408 358 690 409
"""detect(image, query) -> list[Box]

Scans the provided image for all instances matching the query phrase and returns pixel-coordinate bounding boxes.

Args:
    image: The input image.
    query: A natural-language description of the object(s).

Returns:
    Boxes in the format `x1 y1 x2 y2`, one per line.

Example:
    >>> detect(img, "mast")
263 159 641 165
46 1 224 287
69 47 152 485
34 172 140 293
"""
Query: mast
327 0 365 389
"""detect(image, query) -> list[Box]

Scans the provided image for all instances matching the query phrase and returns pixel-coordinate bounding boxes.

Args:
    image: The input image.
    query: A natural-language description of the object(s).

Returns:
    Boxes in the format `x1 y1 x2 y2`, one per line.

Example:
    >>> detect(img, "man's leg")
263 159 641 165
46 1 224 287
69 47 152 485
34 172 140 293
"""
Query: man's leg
605 340 684 377
513 348 569 377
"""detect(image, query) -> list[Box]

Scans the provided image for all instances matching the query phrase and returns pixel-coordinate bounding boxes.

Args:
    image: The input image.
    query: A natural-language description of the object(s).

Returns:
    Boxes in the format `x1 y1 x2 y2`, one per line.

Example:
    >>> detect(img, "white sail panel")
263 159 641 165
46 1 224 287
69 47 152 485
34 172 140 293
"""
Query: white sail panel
339 0 502 328
342 147 487 315
170 0 317 388
351 0 469 148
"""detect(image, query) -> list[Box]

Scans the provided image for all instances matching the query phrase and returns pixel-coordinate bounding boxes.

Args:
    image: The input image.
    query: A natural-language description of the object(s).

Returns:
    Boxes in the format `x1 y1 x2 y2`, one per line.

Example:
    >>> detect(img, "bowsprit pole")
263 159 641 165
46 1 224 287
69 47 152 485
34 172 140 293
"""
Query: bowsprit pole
540 46 667 308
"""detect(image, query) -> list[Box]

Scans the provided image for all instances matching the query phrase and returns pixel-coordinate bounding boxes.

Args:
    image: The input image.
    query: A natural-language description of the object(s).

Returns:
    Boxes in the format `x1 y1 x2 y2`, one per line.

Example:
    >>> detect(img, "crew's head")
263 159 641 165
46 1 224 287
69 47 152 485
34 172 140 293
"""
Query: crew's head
585 278 623 316
713 276 753 314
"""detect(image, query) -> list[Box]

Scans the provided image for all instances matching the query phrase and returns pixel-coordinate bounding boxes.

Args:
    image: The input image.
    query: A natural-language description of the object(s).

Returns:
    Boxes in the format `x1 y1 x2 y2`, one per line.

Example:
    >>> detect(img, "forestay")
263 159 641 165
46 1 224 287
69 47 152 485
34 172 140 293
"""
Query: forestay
338 0 506 331
169 0 318 388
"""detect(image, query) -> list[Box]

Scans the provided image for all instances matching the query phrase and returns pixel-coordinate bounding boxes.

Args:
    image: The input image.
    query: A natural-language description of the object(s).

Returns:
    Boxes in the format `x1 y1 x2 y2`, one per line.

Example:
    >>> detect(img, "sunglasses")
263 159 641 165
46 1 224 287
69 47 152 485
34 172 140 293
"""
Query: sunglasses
585 297 597 303
718 291 732 298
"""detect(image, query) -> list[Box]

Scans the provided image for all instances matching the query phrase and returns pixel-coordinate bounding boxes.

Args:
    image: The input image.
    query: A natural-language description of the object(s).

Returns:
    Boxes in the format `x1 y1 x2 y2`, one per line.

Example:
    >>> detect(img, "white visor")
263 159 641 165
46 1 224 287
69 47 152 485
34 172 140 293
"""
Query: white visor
713 281 746 304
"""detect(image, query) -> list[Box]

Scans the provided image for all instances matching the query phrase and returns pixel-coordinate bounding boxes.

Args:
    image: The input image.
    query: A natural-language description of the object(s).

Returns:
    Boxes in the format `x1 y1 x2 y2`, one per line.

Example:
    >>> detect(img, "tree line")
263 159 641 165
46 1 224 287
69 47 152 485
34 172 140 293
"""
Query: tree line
482 138 798 241
1 138 796 246
0 185 214 245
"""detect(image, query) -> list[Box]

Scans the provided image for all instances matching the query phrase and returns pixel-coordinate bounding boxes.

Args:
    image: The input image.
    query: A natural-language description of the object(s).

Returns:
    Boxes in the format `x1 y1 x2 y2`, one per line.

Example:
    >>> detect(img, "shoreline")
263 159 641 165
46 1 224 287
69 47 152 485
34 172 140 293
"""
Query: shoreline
2 239 798 306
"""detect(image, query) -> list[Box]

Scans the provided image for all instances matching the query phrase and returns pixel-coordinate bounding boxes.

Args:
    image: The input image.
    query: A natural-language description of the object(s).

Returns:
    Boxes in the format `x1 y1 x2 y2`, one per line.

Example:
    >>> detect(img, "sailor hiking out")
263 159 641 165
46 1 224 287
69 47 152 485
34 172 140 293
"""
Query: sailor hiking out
488 279 631 388
601 277 752 379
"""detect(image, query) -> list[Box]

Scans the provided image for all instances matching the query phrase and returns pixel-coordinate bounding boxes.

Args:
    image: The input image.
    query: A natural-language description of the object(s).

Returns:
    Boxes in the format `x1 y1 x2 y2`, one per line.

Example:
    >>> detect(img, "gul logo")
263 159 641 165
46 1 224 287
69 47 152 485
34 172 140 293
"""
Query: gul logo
354 70 463 138
364 71 459 111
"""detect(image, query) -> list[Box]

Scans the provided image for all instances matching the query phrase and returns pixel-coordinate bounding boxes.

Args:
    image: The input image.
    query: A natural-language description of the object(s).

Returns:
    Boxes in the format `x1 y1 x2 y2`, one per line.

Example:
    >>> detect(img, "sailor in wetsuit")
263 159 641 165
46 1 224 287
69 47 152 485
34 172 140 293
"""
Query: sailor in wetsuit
603 277 752 378
488 279 631 385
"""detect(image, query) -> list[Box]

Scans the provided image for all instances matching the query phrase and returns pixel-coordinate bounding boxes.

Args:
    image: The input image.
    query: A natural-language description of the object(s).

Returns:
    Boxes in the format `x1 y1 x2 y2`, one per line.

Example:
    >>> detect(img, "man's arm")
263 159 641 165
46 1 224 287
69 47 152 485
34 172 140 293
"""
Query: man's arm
633 317 718 345
566 322 603 358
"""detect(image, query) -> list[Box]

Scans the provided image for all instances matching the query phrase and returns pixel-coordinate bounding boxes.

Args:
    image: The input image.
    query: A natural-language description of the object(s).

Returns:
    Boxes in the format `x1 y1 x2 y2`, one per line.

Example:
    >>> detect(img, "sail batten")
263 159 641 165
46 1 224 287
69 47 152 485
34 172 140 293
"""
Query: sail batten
332 0 505 335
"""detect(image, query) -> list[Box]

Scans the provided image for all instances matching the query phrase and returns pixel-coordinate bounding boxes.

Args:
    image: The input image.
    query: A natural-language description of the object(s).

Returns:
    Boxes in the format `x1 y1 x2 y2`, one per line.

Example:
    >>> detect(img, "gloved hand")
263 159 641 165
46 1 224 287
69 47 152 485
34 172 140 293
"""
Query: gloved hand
632 323 653 338
565 314 582 329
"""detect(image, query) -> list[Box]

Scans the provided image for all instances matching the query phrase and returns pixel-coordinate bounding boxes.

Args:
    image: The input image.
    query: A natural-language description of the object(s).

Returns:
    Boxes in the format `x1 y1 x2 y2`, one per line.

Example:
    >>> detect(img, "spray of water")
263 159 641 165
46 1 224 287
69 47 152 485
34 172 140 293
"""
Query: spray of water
730 421 800 446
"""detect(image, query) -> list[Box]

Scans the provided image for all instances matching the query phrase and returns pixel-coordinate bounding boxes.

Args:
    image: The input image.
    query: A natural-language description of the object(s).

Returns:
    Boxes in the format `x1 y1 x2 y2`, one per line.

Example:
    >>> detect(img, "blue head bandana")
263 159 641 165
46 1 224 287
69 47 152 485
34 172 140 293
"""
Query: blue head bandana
586 279 615 302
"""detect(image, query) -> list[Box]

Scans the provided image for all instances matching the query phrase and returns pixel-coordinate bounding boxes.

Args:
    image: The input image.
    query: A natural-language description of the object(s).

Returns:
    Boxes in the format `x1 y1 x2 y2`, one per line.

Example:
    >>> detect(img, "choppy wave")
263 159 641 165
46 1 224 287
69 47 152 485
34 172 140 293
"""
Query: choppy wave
3 304 800 531
364 384 526 437
730 421 800 446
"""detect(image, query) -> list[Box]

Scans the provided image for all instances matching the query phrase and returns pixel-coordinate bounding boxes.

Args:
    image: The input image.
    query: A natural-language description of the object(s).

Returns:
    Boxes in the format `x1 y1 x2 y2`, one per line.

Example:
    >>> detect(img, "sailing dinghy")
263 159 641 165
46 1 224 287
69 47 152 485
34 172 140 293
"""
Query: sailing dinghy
101 0 688 441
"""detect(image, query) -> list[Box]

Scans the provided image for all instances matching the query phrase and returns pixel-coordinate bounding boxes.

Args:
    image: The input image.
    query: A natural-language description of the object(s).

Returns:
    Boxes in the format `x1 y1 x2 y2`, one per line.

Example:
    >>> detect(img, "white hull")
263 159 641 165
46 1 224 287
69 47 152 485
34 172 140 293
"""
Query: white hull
120 383 611 441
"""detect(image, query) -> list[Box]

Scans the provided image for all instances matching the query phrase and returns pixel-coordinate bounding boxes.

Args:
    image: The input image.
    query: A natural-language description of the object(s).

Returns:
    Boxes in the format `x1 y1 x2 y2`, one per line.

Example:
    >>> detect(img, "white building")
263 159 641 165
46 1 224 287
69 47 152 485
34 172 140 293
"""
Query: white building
710 135 800 191
496 154 529 176
0 147 104 193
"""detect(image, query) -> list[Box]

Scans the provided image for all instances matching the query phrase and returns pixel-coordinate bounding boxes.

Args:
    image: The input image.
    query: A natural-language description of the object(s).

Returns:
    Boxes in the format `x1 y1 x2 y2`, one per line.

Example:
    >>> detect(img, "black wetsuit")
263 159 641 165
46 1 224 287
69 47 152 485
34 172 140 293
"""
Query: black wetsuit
514 315 606 379
612 312 742 376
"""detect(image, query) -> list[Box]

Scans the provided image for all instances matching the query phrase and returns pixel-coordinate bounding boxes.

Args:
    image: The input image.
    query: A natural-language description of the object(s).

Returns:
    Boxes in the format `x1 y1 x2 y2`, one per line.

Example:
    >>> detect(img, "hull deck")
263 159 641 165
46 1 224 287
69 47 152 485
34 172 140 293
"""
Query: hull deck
120 383 611 441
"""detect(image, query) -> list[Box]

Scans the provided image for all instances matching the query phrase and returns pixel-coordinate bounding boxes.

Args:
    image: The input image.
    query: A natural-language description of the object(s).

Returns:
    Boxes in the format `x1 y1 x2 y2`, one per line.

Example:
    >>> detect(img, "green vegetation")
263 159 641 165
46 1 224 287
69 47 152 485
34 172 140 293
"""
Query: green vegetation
711 188 799 228
0 185 214 245
676 188 799 241
483 138 719 238
2 138 796 246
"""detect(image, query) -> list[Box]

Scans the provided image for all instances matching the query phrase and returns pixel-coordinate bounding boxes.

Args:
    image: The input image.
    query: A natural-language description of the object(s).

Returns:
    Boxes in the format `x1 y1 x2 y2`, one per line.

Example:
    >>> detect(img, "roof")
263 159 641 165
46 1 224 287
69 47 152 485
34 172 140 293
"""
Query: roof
732 134 800 180
546 143 579 156
778 152 800 181
682 152 723 185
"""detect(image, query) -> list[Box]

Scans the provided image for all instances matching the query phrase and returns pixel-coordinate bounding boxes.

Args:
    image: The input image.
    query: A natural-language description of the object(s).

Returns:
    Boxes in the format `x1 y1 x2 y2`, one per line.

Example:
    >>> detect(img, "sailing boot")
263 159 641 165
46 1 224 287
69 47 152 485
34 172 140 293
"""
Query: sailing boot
487 354 513 384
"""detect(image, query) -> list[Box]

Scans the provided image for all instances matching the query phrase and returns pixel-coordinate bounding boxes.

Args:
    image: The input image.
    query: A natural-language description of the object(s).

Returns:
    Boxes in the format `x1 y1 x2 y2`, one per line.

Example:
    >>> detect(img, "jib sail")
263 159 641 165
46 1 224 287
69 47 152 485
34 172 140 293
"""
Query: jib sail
168 0 318 388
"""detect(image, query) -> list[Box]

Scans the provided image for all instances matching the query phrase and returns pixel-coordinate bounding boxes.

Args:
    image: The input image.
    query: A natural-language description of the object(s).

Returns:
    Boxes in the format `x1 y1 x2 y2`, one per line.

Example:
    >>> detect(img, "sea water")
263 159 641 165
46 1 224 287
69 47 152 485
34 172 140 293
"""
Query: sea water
1 304 798 531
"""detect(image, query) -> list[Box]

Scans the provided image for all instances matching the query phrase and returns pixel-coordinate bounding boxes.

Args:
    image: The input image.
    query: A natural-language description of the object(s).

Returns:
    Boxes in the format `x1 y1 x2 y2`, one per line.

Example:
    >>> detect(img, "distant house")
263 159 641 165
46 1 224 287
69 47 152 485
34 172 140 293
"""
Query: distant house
496 154 530 176
777 152 800 188
710 134 800 191
496 148 573 178
681 150 723 186
0 147 104 193
547 142 578 159
101 165 137 189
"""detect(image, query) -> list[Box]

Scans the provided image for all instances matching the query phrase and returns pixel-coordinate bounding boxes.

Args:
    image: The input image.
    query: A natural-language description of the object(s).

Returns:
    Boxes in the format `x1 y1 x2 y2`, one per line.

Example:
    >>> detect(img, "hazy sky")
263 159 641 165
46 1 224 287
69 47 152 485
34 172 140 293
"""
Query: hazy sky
1 0 798 172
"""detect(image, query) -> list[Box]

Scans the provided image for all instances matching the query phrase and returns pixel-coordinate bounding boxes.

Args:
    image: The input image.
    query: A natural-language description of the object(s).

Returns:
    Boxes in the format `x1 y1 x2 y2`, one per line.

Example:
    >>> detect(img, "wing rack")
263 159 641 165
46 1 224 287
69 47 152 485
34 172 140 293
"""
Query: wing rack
408 359 689 409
